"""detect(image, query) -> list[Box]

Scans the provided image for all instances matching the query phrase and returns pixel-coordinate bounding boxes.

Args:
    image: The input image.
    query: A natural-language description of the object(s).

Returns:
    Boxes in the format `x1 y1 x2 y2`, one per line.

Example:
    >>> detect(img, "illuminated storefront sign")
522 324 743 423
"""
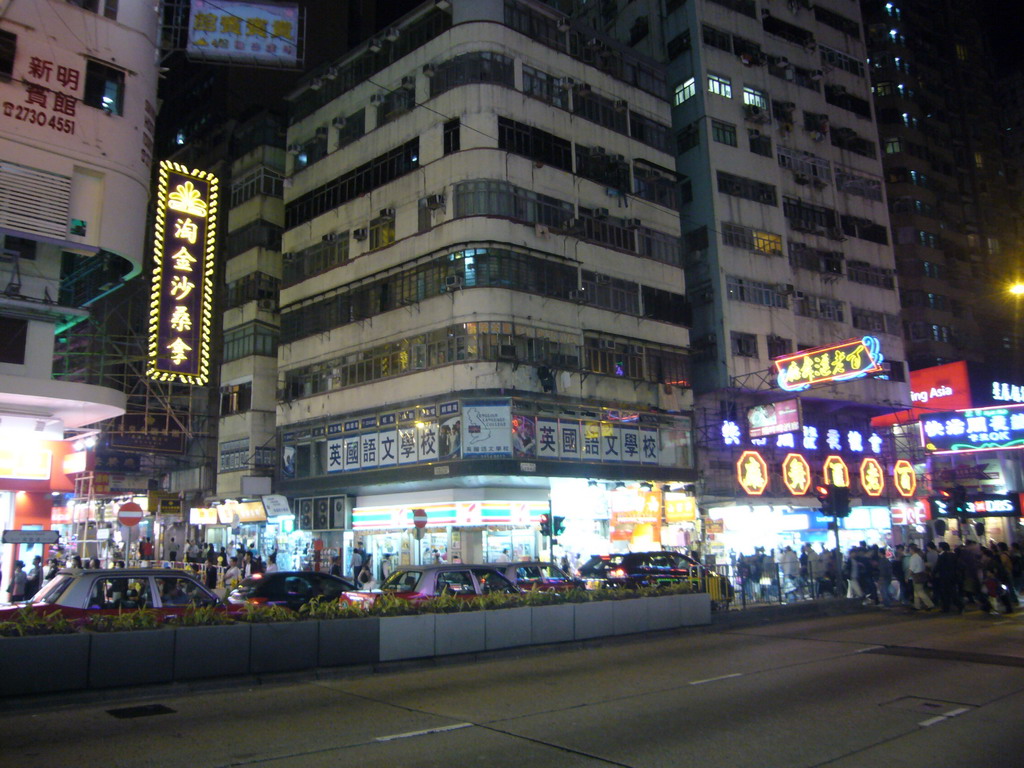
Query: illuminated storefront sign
893 460 917 497
664 493 697 523
921 405 1024 454
351 500 547 531
189 500 267 525
929 493 1021 519
747 399 801 438
737 450 770 495
773 336 884 392
891 504 930 526
147 161 218 385
859 457 885 497
188 0 300 67
721 419 883 455
781 453 812 495
822 455 850 487
0 447 51 480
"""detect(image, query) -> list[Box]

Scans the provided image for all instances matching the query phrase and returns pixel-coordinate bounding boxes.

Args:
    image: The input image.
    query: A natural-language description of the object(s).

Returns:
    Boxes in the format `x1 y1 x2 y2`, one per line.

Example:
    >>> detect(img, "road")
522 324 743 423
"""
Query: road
4 607 1024 768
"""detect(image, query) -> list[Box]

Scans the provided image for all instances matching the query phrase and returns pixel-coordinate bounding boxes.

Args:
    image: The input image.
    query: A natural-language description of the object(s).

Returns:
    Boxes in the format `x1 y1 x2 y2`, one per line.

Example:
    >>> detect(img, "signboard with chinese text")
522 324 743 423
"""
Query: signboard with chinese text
859 457 885 497
737 450 770 495
921 406 1024 454
893 460 917 497
188 1 301 68
773 337 884 392
748 399 801 438
147 162 218 385
822 455 850 487
781 453 812 495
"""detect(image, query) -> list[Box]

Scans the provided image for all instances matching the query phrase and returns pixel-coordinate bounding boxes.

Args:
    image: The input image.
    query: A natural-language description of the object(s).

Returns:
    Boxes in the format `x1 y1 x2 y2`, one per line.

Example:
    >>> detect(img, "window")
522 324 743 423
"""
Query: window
336 109 366 149
722 223 781 256
711 120 736 147
731 332 758 357
0 29 15 79
707 73 732 98
702 24 732 52
748 129 772 157
726 276 788 308
677 122 699 153
717 171 776 205
0 316 27 364
220 439 250 472
742 86 768 109
666 30 690 60
443 118 460 154
83 60 125 115
220 382 253 416
369 215 396 250
230 167 285 208
674 77 696 105
522 65 568 108
629 111 671 152
222 323 278 362
766 335 791 358
429 51 514 98
498 117 573 172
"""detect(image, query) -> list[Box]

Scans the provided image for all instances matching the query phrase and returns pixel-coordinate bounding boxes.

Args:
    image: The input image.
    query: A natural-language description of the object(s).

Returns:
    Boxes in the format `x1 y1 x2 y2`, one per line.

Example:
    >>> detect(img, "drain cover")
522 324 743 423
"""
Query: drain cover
107 704 177 719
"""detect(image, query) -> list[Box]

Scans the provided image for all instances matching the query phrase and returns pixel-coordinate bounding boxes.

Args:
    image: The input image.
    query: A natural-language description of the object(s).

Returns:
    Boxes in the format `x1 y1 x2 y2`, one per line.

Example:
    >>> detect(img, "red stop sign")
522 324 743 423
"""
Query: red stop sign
412 508 427 529
117 502 143 527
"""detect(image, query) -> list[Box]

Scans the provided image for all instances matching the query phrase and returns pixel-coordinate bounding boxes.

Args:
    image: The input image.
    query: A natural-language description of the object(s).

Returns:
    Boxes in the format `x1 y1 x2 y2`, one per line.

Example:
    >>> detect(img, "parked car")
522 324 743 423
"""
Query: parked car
227 571 357 610
579 551 733 604
344 564 521 605
495 561 584 592
0 568 226 622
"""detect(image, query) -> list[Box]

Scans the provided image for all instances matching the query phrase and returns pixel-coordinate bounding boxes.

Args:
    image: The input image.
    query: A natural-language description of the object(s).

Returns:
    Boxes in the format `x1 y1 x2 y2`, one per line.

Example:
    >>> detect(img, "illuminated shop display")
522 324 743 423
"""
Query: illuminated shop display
747 399 801 438
859 458 885 497
893 460 917 498
781 453 812 495
921 405 1024 454
772 336 884 392
187 0 300 67
147 161 218 385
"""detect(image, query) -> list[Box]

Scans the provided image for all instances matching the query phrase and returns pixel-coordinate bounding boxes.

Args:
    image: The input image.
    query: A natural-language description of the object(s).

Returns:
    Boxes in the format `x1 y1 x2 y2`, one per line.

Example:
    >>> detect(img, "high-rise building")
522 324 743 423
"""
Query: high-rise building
0 1 160 584
267 0 695 567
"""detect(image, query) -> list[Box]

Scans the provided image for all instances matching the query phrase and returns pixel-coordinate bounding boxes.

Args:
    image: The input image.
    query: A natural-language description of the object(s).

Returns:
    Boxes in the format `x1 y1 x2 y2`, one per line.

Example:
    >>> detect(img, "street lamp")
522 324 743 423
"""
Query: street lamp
1009 283 1024 296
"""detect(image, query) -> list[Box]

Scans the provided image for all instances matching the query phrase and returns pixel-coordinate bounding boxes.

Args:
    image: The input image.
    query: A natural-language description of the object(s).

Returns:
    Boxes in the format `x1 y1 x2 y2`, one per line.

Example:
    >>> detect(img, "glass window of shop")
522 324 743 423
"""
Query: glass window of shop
483 529 536 563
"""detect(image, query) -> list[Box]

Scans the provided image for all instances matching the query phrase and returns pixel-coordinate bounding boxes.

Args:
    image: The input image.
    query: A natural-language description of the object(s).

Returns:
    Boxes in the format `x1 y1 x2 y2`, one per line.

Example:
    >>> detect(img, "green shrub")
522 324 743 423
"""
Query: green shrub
169 605 236 626
0 608 78 637
300 596 371 620
368 593 425 617
518 589 567 607
473 591 521 611
88 609 161 632
236 603 300 623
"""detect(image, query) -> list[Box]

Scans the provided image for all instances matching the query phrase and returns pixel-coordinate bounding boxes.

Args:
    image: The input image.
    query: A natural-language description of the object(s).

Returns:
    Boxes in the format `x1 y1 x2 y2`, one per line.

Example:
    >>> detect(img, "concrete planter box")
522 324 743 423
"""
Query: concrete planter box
249 621 318 674
680 593 712 626
531 603 574 645
647 593 684 630
612 597 649 635
434 611 486 656
379 614 435 662
573 600 615 640
484 606 532 650
318 617 379 667
89 628 175 688
173 623 251 681
0 633 90 697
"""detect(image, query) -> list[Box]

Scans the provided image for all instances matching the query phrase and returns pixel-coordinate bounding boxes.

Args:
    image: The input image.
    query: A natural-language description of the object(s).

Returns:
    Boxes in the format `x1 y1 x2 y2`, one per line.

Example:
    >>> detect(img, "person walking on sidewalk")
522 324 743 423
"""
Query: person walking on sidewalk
908 544 935 611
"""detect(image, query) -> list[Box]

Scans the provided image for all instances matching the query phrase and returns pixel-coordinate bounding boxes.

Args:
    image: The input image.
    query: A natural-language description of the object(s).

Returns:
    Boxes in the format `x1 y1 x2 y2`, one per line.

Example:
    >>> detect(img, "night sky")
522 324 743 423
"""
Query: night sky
981 0 1024 70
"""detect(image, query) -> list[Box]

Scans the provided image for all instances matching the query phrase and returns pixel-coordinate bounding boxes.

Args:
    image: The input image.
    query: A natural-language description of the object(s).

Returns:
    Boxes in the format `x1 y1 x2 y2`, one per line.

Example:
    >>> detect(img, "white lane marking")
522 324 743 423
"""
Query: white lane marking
376 723 473 742
689 673 742 685
919 707 971 728
944 707 970 718
854 646 881 653
919 716 946 727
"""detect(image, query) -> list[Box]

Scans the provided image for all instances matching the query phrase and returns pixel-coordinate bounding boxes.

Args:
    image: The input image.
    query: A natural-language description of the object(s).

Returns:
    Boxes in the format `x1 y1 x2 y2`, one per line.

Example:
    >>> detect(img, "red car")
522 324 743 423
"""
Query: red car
0 567 228 623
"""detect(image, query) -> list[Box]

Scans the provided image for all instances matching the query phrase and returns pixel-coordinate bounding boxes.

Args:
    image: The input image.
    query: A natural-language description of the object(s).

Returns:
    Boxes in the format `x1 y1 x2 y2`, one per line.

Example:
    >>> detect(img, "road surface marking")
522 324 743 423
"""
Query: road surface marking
919 707 970 727
944 707 970 717
376 723 473 742
854 646 881 653
919 716 946 727
689 673 742 685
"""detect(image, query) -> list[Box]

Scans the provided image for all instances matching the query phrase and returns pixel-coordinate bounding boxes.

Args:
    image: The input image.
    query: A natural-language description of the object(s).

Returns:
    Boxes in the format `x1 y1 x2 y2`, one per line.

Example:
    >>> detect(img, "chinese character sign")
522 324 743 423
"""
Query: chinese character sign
781 453 811 495
920 406 1024 454
859 457 885 497
147 162 218 385
188 0 300 68
773 337 884 392
737 451 770 495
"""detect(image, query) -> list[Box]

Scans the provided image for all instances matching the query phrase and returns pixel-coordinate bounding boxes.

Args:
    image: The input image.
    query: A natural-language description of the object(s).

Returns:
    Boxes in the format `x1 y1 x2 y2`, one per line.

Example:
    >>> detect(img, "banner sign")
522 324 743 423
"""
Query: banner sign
188 1 300 68
147 162 218 385
773 336 884 392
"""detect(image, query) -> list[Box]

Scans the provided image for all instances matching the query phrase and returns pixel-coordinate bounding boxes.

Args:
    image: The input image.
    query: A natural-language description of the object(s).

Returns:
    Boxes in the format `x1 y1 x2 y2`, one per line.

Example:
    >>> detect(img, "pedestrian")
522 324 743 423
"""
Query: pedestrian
933 541 962 613
168 536 178 563
204 554 218 590
891 545 906 602
329 555 343 577
24 556 42 600
241 551 254 578
846 547 864 599
6 560 27 602
265 554 278 574
908 544 935 611
350 543 364 582
996 543 1019 606
187 539 199 564
71 555 83 569
779 545 801 601
873 547 895 607
381 554 394 579
43 558 60 585
496 548 510 562
223 557 241 590
1010 543 1024 597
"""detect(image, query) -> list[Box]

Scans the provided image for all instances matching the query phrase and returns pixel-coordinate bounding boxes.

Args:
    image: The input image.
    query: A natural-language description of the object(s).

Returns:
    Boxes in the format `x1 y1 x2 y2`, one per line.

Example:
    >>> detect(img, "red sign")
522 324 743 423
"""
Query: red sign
773 337 883 391
412 508 428 529
873 361 971 427
117 502 143 527
748 399 801 438
737 451 770 496
892 504 931 526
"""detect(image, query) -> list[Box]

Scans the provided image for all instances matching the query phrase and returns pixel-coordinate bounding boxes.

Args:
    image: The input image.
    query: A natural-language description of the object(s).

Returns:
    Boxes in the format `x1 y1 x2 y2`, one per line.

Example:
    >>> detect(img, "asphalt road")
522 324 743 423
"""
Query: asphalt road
4 606 1024 768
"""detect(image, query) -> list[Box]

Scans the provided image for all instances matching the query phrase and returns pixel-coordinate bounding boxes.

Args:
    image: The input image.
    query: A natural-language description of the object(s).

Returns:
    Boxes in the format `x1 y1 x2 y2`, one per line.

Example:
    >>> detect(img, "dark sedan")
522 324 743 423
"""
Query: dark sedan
227 571 357 610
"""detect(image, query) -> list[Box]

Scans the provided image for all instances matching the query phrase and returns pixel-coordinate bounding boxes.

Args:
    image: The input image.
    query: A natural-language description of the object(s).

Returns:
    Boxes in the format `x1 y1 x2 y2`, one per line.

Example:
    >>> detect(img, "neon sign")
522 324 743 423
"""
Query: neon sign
737 450 769 495
921 406 1024 454
822 455 850 487
782 453 811 495
147 162 218 385
859 457 884 497
893 459 917 497
773 336 884 392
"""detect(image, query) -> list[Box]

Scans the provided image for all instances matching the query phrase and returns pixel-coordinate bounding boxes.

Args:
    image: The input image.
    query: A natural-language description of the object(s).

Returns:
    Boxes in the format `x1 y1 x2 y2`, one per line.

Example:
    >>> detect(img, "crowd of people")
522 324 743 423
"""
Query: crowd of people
734 539 1022 615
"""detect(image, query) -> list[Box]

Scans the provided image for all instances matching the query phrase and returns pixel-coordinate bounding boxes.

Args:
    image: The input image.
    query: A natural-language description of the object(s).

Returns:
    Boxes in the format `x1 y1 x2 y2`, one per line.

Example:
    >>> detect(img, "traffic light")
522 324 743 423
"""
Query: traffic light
952 485 968 516
832 484 851 518
552 515 566 536
815 485 833 515
539 514 552 537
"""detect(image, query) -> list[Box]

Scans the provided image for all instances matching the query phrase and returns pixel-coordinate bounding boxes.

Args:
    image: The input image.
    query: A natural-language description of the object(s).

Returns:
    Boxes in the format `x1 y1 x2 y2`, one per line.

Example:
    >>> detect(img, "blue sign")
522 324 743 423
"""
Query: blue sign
921 406 1024 453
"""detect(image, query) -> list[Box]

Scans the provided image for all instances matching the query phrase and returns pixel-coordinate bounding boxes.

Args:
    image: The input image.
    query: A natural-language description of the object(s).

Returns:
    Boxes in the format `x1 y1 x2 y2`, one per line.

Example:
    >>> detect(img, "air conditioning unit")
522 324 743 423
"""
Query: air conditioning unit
385 27 401 42
609 153 625 163
422 63 436 77
793 290 806 300
557 17 570 32
574 82 592 95
434 0 452 11
613 99 628 112
400 75 416 90
562 217 582 231
257 298 277 311
593 207 610 219
811 69 824 80
444 274 463 290
379 207 396 220
588 146 607 158
322 233 338 242
353 227 368 240
368 38 383 53
287 144 303 154
624 218 642 228
744 104 770 123
369 93 386 105
793 172 810 185
555 77 576 88
426 193 445 210
282 252 296 262
828 227 847 240
569 288 589 303
324 66 339 80
315 126 328 137
784 65 796 81
332 116 347 128
309 78 323 91
497 344 517 360
776 283 795 295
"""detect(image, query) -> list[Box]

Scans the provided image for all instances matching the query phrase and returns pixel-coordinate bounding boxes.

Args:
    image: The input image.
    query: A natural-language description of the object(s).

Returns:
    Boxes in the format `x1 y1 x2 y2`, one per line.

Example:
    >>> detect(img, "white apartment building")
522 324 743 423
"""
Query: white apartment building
275 0 695 567
0 0 159 583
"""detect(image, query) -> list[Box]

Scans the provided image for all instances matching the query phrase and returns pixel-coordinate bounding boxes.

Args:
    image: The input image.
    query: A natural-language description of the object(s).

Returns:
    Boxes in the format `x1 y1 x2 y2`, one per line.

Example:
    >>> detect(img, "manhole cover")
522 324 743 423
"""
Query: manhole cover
881 697 974 716
107 704 177 719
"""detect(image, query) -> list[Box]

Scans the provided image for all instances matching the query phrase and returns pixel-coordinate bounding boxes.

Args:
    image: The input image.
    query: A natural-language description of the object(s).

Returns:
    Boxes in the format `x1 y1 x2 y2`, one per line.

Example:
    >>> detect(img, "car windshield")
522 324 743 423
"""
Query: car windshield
380 570 422 593
32 574 72 605
579 556 622 576
471 569 519 594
